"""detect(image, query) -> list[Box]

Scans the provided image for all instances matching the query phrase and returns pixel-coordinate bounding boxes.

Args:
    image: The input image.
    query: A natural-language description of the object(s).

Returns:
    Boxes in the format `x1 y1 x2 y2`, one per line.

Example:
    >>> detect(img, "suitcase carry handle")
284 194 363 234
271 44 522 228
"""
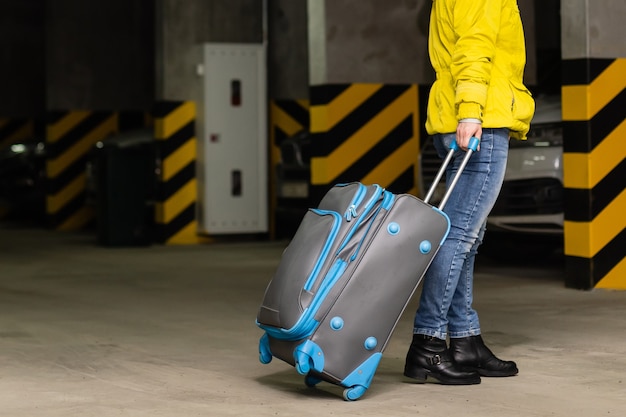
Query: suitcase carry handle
423 136 480 210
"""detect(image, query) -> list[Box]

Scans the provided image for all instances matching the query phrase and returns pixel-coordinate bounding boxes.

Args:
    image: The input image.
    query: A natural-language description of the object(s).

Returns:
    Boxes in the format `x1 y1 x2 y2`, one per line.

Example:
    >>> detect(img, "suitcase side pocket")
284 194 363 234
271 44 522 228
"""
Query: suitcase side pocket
257 209 341 338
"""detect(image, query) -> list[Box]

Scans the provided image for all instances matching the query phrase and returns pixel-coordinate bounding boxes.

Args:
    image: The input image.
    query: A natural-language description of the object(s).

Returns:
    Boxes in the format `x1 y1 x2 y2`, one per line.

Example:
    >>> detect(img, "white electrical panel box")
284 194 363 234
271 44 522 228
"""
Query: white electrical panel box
198 43 268 234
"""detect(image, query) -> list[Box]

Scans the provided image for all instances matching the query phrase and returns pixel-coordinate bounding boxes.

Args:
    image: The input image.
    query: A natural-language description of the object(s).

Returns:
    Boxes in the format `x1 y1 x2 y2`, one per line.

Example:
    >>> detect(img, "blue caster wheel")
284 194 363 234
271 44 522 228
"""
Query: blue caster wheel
258 334 273 364
343 385 367 401
295 358 310 375
304 375 322 388
293 340 324 375
259 349 272 364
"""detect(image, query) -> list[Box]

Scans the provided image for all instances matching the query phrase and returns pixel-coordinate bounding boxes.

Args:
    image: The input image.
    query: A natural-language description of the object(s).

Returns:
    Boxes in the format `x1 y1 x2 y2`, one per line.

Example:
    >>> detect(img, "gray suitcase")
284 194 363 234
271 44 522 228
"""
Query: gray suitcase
256 138 479 401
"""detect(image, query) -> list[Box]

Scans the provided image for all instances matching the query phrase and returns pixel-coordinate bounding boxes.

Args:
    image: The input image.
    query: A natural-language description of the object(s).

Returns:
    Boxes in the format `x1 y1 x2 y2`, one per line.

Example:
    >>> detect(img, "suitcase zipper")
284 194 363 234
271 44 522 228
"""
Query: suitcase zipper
337 185 384 254
344 183 367 221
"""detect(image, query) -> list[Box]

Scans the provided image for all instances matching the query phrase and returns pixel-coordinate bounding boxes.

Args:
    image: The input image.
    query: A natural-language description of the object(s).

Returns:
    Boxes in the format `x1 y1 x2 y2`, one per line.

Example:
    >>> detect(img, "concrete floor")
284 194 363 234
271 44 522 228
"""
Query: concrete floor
1 223 625 417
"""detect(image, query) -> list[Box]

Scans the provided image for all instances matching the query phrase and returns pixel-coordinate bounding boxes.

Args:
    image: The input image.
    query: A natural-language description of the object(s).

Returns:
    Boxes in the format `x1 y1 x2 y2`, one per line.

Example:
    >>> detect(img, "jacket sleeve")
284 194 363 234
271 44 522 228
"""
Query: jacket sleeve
451 0 503 121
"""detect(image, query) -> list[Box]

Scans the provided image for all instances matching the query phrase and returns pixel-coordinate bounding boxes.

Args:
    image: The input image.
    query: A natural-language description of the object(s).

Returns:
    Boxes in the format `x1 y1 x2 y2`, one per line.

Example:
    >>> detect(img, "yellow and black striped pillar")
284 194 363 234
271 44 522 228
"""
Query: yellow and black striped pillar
562 58 626 289
153 101 204 244
46 111 118 230
269 98 310 238
308 83 420 204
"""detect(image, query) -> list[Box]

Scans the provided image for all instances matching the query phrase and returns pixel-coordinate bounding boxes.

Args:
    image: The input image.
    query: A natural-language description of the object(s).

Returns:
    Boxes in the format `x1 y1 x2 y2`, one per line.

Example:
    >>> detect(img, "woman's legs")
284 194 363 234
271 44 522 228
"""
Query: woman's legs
413 128 509 338
405 129 511 383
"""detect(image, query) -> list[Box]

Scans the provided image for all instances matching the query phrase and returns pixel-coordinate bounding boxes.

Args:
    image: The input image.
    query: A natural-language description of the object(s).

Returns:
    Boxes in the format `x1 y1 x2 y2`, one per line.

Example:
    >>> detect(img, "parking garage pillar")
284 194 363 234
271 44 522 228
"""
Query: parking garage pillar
306 0 430 203
561 0 626 289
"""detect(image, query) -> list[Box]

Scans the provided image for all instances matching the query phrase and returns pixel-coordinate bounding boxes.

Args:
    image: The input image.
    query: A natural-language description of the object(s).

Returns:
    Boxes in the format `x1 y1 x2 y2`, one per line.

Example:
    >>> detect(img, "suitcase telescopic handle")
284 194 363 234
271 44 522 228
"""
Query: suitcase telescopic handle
423 137 480 210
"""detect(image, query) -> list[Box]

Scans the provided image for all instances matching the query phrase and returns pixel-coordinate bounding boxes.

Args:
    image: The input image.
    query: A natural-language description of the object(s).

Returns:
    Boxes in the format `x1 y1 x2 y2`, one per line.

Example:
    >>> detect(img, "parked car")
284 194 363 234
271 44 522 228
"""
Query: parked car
418 94 564 257
0 138 47 222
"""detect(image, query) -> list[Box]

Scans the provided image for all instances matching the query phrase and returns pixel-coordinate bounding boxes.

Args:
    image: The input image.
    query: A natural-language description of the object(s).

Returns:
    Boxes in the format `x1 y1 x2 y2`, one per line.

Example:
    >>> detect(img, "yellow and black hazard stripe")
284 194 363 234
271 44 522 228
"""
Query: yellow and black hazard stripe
270 99 309 148
308 83 420 204
0 118 35 151
46 111 118 230
153 101 204 244
562 58 626 289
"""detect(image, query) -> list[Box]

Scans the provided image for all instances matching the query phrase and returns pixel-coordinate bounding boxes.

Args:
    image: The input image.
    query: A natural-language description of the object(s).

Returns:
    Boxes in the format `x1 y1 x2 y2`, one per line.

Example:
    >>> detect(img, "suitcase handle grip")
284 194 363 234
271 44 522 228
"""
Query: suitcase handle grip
423 137 480 210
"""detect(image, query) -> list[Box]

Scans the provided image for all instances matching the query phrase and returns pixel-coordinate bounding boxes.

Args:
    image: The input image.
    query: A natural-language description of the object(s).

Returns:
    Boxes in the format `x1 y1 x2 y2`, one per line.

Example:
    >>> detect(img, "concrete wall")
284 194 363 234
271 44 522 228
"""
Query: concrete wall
309 0 432 86
267 0 309 99
156 0 263 102
562 0 626 59
0 1 45 117
308 0 536 86
45 0 155 111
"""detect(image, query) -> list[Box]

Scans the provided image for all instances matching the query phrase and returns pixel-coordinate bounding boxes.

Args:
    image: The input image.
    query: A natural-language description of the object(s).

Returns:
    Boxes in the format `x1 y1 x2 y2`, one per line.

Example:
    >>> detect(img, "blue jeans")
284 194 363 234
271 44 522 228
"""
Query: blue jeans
413 128 509 340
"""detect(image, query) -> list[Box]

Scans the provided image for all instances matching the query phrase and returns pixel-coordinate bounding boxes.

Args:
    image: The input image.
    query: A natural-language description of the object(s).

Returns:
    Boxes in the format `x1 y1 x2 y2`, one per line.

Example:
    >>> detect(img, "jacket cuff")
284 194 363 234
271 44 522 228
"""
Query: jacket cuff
457 102 483 121
459 118 482 124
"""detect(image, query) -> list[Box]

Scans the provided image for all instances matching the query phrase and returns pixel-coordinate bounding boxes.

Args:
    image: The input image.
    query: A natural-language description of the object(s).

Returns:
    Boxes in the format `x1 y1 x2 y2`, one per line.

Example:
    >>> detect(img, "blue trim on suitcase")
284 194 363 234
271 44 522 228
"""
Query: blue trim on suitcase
348 190 394 261
337 185 384 255
345 183 366 221
381 190 395 210
340 352 382 400
303 210 342 291
432 207 451 246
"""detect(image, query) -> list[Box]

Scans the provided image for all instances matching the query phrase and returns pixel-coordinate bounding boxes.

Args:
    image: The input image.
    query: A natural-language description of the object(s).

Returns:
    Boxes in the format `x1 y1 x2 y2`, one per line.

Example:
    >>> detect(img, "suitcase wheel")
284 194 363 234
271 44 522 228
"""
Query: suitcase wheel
304 374 322 387
258 333 273 364
295 358 310 374
294 340 325 375
343 385 367 401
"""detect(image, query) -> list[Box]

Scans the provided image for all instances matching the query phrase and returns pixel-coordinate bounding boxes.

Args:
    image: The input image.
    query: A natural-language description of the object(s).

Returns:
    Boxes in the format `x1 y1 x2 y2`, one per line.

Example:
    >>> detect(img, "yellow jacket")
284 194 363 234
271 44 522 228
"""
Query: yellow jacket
425 0 535 139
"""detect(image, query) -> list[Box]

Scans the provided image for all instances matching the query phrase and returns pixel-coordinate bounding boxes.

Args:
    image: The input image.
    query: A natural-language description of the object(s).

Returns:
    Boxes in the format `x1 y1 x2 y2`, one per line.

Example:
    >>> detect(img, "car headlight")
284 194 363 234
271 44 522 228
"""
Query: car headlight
10 144 27 154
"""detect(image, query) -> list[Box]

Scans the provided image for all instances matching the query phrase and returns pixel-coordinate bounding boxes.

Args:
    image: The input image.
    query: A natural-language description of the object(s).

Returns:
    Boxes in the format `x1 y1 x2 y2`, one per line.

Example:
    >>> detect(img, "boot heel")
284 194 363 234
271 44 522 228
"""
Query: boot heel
404 366 428 382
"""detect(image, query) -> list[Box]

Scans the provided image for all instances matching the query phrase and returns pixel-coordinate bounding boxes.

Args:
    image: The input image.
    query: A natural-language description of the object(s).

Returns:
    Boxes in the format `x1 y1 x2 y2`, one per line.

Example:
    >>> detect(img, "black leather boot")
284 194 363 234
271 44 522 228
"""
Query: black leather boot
404 334 481 385
450 335 518 377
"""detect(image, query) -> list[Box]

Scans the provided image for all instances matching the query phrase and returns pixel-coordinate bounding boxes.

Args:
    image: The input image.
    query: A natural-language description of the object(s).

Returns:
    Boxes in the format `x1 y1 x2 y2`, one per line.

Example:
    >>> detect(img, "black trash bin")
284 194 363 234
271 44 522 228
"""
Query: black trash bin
275 130 312 239
89 128 156 246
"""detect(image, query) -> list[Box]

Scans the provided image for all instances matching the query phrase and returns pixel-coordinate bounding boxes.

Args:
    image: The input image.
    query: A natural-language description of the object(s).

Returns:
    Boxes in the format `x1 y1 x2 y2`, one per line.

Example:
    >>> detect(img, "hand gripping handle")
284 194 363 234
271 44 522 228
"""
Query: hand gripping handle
423 137 480 210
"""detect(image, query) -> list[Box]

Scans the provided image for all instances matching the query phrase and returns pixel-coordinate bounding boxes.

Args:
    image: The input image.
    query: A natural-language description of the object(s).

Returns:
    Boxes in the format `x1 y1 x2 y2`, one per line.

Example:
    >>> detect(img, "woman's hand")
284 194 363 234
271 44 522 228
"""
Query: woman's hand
456 121 482 151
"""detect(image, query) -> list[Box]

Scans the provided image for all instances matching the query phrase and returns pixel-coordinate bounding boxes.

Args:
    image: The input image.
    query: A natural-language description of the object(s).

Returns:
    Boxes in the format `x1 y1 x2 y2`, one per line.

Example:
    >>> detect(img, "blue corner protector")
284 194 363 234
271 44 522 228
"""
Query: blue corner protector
419 240 432 254
294 340 325 375
364 336 377 351
340 352 382 398
432 207 451 245
259 333 273 364
330 316 344 331
387 222 400 235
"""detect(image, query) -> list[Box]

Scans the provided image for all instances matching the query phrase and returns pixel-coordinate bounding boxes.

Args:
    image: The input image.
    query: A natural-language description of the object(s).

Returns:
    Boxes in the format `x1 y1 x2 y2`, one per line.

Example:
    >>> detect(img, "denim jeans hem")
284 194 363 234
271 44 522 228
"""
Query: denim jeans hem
448 329 482 338
413 328 447 340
